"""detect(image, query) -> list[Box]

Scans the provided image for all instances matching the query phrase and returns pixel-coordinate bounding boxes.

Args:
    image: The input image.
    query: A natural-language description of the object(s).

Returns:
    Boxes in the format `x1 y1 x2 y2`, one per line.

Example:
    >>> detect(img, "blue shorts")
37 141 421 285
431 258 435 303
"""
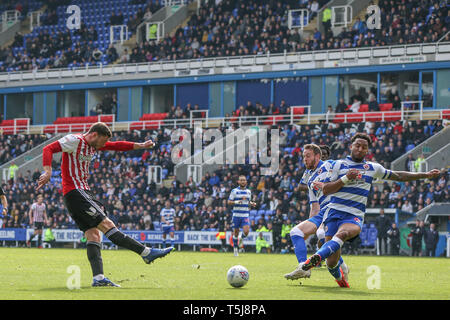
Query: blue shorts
307 208 325 228
162 225 174 234
232 216 250 230
323 208 364 238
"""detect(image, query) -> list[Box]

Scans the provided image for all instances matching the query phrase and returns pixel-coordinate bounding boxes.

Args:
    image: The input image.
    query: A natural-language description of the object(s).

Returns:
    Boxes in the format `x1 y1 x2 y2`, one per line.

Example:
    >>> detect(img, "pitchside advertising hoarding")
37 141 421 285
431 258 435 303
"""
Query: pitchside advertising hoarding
0 229 273 245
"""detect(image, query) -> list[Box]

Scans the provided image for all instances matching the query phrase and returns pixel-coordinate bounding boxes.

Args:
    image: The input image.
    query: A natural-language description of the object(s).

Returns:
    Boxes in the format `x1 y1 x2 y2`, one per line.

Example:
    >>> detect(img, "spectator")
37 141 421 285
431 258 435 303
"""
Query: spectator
375 208 390 255
368 95 379 111
349 98 361 113
120 48 130 64
411 220 424 256
414 154 426 172
401 200 413 214
335 98 348 113
255 232 271 253
387 222 400 255
423 223 439 257
8 162 18 183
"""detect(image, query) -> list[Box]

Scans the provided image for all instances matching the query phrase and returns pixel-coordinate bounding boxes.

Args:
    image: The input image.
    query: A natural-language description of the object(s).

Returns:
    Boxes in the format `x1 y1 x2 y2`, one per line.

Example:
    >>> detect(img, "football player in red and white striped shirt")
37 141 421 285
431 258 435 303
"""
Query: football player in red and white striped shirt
37 122 174 287
27 195 48 248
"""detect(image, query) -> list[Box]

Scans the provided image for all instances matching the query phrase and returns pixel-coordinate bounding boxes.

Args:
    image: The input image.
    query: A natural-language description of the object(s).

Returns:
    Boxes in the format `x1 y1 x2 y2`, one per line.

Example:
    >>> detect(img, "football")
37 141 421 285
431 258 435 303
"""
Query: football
226 265 249 288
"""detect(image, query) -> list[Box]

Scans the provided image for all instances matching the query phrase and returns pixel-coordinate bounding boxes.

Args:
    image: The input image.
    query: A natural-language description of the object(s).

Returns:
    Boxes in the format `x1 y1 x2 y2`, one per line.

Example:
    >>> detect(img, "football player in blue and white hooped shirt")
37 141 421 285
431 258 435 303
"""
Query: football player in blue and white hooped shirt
285 144 347 281
227 175 256 256
302 133 440 287
160 200 176 248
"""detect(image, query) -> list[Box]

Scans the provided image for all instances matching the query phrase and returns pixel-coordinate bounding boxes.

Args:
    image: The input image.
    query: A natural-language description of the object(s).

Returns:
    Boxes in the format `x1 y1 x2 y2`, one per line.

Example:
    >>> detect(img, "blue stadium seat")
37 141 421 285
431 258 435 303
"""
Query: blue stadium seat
257 210 265 215
250 210 257 216
367 228 378 247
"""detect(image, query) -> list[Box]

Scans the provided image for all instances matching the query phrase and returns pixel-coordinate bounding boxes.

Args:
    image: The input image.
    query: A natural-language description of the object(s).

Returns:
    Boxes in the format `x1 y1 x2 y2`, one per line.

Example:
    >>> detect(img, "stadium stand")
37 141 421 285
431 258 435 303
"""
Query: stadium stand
126 0 448 62
4 0 446 69
0 0 159 72
0 118 448 236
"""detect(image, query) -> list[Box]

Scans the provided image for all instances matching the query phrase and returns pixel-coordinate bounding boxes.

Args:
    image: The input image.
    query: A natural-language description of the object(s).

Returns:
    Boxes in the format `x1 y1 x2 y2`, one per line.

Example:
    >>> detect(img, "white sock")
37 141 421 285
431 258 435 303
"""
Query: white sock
93 274 105 281
140 247 151 257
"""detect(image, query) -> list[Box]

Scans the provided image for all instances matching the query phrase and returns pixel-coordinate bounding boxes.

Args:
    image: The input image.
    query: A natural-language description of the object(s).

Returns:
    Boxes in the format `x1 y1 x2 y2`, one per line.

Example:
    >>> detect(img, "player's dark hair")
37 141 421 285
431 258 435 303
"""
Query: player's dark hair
319 145 331 158
88 122 112 138
351 132 372 147
304 144 322 156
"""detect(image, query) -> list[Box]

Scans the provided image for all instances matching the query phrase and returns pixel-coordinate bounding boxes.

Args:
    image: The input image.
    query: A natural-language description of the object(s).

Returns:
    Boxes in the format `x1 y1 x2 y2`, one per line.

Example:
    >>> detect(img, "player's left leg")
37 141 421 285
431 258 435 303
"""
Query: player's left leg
97 218 173 264
326 248 350 288
85 227 119 287
239 221 250 250
231 217 241 256
303 222 361 271
37 229 43 248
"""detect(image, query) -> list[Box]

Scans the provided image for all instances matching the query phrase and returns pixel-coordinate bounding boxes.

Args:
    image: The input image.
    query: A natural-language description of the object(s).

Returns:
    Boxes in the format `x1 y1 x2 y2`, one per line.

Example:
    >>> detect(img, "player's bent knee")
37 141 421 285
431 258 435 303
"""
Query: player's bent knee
290 227 304 238
316 228 325 240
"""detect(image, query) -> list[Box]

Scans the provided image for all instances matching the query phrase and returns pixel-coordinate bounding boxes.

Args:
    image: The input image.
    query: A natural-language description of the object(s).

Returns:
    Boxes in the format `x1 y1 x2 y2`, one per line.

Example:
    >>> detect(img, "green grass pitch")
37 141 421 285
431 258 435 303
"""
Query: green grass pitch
0 248 449 300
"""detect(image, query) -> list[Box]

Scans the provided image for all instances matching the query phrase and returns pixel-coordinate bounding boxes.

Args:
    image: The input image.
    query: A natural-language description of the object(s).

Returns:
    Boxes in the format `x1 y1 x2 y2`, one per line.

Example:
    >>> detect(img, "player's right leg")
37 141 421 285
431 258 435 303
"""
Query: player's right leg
162 231 167 248
27 229 36 247
233 227 240 256
284 220 317 280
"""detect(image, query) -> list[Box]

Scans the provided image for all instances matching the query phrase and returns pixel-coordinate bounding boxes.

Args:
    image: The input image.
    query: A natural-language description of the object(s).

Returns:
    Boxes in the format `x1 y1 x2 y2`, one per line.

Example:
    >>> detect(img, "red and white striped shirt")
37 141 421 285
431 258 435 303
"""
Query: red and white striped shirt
42 134 134 195
31 202 46 222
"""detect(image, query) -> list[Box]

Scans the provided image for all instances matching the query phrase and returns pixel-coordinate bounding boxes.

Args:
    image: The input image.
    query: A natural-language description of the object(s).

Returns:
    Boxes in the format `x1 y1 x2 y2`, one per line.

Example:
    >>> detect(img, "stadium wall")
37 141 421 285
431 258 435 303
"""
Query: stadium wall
0 62 449 123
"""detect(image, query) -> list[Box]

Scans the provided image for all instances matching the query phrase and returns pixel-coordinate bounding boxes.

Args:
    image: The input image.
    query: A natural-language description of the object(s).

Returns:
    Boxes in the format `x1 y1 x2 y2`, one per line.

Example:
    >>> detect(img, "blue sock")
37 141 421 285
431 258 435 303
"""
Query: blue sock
170 238 174 247
327 259 343 280
315 238 343 260
232 236 238 248
339 256 344 265
162 240 166 248
291 235 307 263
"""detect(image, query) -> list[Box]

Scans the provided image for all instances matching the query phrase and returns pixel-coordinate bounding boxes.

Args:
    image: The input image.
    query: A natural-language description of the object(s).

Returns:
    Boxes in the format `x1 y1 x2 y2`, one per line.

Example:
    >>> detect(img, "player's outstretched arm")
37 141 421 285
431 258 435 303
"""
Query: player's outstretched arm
313 168 360 196
99 139 155 151
388 169 440 182
37 141 62 191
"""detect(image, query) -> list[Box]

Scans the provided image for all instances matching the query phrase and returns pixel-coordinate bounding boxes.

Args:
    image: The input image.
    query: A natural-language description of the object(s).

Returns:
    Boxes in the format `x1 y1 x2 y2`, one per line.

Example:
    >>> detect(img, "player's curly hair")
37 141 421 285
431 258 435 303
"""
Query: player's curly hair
319 144 331 158
351 132 372 147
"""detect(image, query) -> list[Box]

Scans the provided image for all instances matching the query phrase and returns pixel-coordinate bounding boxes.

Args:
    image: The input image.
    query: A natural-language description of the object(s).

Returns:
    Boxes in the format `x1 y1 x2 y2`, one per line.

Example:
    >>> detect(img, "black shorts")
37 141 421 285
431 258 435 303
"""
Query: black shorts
34 222 44 230
63 189 108 232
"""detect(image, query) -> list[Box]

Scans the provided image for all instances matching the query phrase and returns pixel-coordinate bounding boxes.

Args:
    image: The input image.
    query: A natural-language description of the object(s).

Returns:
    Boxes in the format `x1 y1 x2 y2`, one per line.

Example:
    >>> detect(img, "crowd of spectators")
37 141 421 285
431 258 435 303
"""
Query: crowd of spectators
0 0 447 71
0 0 160 72
0 133 51 165
125 0 448 63
0 118 447 248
